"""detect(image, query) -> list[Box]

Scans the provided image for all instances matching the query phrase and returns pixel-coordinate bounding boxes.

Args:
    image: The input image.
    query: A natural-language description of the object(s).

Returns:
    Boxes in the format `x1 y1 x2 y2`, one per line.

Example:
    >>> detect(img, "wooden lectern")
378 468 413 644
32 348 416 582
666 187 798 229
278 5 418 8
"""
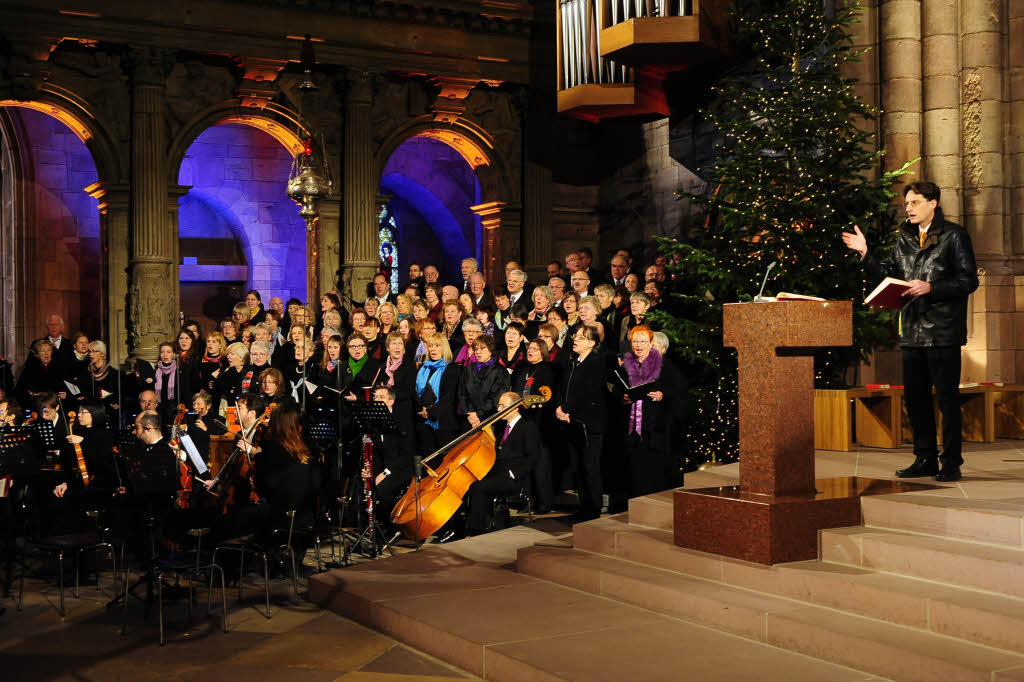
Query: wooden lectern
673 300 932 564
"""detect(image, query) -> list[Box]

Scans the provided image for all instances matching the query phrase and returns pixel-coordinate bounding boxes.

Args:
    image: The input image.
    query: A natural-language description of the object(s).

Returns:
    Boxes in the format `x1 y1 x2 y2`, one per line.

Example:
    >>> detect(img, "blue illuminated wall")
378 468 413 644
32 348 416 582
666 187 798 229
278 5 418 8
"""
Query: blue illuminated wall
380 136 481 285
177 123 306 302
14 107 101 336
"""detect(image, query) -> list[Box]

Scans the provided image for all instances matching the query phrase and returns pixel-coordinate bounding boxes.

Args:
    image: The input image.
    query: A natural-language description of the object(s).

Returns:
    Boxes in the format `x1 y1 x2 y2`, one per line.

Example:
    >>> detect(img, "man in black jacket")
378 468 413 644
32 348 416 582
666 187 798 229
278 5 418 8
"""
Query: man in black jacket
843 181 978 481
465 392 541 535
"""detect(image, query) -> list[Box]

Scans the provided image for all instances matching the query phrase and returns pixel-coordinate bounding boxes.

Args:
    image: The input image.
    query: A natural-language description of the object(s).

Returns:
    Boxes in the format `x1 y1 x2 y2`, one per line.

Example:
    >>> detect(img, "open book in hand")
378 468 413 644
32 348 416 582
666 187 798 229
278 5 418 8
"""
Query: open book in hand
864 277 912 309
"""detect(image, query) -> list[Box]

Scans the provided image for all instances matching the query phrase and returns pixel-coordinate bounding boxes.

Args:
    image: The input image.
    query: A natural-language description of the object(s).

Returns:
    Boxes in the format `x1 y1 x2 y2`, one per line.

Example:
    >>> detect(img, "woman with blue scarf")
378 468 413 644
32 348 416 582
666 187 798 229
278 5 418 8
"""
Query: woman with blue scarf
457 334 509 429
414 335 461 456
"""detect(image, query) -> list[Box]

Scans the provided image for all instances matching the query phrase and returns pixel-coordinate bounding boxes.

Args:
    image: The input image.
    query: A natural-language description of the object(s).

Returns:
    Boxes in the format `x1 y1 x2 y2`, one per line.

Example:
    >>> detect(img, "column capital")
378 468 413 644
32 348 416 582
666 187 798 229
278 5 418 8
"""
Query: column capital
125 45 176 86
345 69 374 107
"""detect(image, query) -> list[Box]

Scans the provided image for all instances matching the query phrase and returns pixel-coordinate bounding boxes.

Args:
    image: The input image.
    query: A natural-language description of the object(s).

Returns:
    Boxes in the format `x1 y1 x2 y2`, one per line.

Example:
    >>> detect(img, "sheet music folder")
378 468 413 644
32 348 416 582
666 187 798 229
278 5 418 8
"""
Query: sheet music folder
613 368 657 401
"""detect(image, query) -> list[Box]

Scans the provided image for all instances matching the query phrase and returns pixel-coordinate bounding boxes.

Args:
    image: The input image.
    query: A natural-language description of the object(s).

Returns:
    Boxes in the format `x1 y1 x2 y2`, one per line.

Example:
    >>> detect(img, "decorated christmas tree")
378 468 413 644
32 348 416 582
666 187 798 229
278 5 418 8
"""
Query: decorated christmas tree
652 0 914 467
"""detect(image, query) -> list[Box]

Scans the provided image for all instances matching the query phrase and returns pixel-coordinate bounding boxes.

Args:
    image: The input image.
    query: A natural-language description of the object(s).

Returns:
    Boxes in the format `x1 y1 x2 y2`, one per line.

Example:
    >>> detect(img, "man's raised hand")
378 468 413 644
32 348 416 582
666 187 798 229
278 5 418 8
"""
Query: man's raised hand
842 225 868 258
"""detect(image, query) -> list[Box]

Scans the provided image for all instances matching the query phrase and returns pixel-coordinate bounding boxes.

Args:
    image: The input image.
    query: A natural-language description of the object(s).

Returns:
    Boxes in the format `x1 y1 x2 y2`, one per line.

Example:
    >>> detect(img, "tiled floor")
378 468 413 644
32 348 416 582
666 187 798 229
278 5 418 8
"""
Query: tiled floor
0 539 479 681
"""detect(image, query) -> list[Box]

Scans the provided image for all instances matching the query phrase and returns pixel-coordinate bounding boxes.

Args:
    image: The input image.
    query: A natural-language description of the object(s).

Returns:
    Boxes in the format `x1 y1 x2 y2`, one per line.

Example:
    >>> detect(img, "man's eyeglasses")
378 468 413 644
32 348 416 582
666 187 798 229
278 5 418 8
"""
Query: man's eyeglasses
348 344 366 350
904 199 928 209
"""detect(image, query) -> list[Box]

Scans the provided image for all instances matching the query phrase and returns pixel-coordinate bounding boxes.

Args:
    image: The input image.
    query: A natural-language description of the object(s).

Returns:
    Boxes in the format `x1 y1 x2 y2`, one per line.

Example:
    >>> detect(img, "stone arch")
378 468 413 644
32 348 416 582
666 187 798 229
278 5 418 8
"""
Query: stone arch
0 99 109 366
374 117 513 205
167 101 308 185
0 93 121 186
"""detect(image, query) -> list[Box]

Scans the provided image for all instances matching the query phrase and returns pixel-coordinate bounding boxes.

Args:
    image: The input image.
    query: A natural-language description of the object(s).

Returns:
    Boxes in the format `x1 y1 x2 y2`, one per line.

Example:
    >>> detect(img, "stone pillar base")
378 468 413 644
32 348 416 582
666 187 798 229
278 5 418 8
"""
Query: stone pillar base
341 261 378 307
128 260 176 363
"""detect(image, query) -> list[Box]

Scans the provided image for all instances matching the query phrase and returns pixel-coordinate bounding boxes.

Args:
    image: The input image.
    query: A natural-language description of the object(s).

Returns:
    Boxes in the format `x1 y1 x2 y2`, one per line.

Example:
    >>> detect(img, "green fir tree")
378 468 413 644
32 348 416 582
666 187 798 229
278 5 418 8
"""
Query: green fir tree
652 0 914 467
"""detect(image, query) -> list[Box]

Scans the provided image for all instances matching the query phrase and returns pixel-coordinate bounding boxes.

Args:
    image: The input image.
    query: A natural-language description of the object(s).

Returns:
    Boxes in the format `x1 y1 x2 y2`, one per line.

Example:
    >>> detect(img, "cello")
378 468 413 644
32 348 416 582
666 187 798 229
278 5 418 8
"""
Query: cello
390 388 550 541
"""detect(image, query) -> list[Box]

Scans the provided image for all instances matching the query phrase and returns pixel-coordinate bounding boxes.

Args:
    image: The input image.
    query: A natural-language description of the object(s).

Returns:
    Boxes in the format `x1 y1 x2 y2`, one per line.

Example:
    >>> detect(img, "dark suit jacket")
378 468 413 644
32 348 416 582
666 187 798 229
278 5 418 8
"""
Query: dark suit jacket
495 417 542 482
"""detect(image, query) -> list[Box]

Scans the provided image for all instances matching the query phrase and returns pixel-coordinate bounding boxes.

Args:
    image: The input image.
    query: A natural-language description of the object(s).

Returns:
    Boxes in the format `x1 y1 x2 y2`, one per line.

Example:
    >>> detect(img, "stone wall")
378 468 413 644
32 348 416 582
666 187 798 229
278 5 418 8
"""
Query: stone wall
177 123 307 305
13 108 101 342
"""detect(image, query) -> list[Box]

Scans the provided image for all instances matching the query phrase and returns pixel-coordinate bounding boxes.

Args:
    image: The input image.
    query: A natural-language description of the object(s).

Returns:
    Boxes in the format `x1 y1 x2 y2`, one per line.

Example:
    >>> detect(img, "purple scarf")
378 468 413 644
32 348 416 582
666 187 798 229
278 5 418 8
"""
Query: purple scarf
474 356 497 372
385 354 404 387
623 348 662 435
455 344 477 367
154 359 177 399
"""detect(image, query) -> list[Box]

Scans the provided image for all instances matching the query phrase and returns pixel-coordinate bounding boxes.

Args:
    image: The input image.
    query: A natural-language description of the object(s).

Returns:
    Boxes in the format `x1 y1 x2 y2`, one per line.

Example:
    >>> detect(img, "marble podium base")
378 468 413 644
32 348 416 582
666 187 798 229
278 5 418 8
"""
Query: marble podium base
673 476 937 565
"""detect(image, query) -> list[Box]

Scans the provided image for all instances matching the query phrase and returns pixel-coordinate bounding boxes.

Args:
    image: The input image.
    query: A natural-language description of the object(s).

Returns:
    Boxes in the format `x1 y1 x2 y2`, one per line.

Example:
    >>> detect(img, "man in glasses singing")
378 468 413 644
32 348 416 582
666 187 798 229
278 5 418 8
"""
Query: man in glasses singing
842 181 978 482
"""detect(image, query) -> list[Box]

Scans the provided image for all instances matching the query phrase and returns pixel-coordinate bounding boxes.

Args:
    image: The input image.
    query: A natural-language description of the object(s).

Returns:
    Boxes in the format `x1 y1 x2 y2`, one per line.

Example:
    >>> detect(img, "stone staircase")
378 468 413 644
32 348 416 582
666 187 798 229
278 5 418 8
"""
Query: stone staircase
517 492 1024 682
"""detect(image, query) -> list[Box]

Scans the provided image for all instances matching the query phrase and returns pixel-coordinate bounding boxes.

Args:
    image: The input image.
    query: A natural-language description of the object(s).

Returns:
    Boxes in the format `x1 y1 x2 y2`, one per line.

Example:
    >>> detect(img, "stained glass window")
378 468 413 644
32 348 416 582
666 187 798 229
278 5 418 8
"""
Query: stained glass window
378 204 399 294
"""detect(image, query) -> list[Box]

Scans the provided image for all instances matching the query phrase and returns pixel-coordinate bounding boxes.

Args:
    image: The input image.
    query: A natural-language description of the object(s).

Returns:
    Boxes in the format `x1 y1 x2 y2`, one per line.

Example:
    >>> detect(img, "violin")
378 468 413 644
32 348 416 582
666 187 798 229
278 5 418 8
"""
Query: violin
66 410 90 486
207 402 274 515
390 388 551 541
171 404 192 509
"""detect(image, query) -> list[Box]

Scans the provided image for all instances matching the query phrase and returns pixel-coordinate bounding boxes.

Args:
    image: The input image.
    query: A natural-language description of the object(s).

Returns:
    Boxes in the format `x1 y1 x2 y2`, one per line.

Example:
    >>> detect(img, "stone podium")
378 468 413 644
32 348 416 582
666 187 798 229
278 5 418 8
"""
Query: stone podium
673 300 931 564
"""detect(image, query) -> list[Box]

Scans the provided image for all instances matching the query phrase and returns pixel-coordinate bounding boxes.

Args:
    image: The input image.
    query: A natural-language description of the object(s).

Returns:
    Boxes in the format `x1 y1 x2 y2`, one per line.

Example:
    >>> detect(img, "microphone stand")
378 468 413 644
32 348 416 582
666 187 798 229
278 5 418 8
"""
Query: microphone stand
753 262 778 302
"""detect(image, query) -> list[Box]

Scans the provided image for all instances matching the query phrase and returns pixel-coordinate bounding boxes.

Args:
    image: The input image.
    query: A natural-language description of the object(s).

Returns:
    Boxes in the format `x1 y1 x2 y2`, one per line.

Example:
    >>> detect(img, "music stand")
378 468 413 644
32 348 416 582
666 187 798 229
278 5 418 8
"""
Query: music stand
0 428 41 478
342 401 398 565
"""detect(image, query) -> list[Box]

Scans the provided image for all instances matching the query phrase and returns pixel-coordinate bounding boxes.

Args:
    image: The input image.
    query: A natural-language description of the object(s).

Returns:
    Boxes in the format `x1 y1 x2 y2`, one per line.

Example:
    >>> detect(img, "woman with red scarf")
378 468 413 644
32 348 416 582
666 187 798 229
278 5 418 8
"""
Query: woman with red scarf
216 342 256 406
616 325 686 497
197 331 227 404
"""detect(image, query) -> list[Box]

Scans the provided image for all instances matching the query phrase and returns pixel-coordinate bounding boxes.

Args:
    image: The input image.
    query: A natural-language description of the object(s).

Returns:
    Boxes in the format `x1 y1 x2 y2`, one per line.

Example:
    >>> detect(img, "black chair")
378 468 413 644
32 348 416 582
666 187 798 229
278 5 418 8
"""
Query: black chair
18 503 118 614
210 510 299 619
154 527 228 645
490 488 534 531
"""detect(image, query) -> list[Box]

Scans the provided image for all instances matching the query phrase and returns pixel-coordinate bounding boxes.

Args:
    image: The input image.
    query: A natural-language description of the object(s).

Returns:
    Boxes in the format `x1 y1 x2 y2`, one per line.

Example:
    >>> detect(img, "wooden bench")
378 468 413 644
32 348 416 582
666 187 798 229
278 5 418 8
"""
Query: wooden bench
899 384 1024 444
814 387 903 452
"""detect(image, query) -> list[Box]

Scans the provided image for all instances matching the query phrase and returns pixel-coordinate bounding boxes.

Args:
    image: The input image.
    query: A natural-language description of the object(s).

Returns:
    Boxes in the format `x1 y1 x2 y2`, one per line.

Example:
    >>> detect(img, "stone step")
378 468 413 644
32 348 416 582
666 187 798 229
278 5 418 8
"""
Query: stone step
572 513 1024 654
626 490 673 530
861 494 1024 547
517 543 1024 682
821 525 1024 599
310 544 882 682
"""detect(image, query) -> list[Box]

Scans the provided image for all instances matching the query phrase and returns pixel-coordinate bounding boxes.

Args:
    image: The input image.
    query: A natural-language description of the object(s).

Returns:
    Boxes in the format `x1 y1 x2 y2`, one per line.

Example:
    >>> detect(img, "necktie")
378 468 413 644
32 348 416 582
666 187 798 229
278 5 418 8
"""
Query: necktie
919 230 927 248
501 423 511 443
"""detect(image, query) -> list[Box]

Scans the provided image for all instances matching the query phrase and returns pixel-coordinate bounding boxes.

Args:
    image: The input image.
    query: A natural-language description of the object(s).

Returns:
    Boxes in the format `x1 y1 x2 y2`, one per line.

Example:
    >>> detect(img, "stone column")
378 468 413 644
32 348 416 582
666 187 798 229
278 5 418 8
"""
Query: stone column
319 198 342 298
1010 0 1024 381
921 0 961 223
1013 0 1024 256
471 202 506 288
471 201 522 288
960 0 1013 383
961 0 1005 260
523 159 552 280
842 0 880 157
343 70 378 306
168 184 189 330
86 183 131 367
127 47 176 362
878 0 922 186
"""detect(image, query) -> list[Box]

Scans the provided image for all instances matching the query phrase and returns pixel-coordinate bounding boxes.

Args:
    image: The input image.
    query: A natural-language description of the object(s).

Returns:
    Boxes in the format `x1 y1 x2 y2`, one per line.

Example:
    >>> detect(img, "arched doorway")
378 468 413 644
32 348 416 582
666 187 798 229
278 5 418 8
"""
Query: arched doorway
379 136 484 285
177 122 307 331
0 104 102 369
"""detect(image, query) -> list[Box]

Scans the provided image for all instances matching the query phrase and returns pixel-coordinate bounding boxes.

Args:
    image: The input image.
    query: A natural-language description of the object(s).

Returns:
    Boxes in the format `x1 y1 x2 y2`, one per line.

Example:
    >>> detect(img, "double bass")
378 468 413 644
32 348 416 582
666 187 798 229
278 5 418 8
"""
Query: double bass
390 388 550 540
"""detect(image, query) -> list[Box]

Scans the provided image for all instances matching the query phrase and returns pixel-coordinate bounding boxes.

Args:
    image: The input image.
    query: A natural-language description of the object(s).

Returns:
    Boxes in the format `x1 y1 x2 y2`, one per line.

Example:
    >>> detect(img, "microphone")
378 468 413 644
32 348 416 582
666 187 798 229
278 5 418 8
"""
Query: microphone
412 455 423 482
753 262 778 302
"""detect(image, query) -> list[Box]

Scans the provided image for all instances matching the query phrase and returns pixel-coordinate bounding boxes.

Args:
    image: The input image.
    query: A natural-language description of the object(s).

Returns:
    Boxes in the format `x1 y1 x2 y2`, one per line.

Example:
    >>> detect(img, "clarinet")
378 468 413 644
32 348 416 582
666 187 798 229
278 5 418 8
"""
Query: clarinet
362 433 374 530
